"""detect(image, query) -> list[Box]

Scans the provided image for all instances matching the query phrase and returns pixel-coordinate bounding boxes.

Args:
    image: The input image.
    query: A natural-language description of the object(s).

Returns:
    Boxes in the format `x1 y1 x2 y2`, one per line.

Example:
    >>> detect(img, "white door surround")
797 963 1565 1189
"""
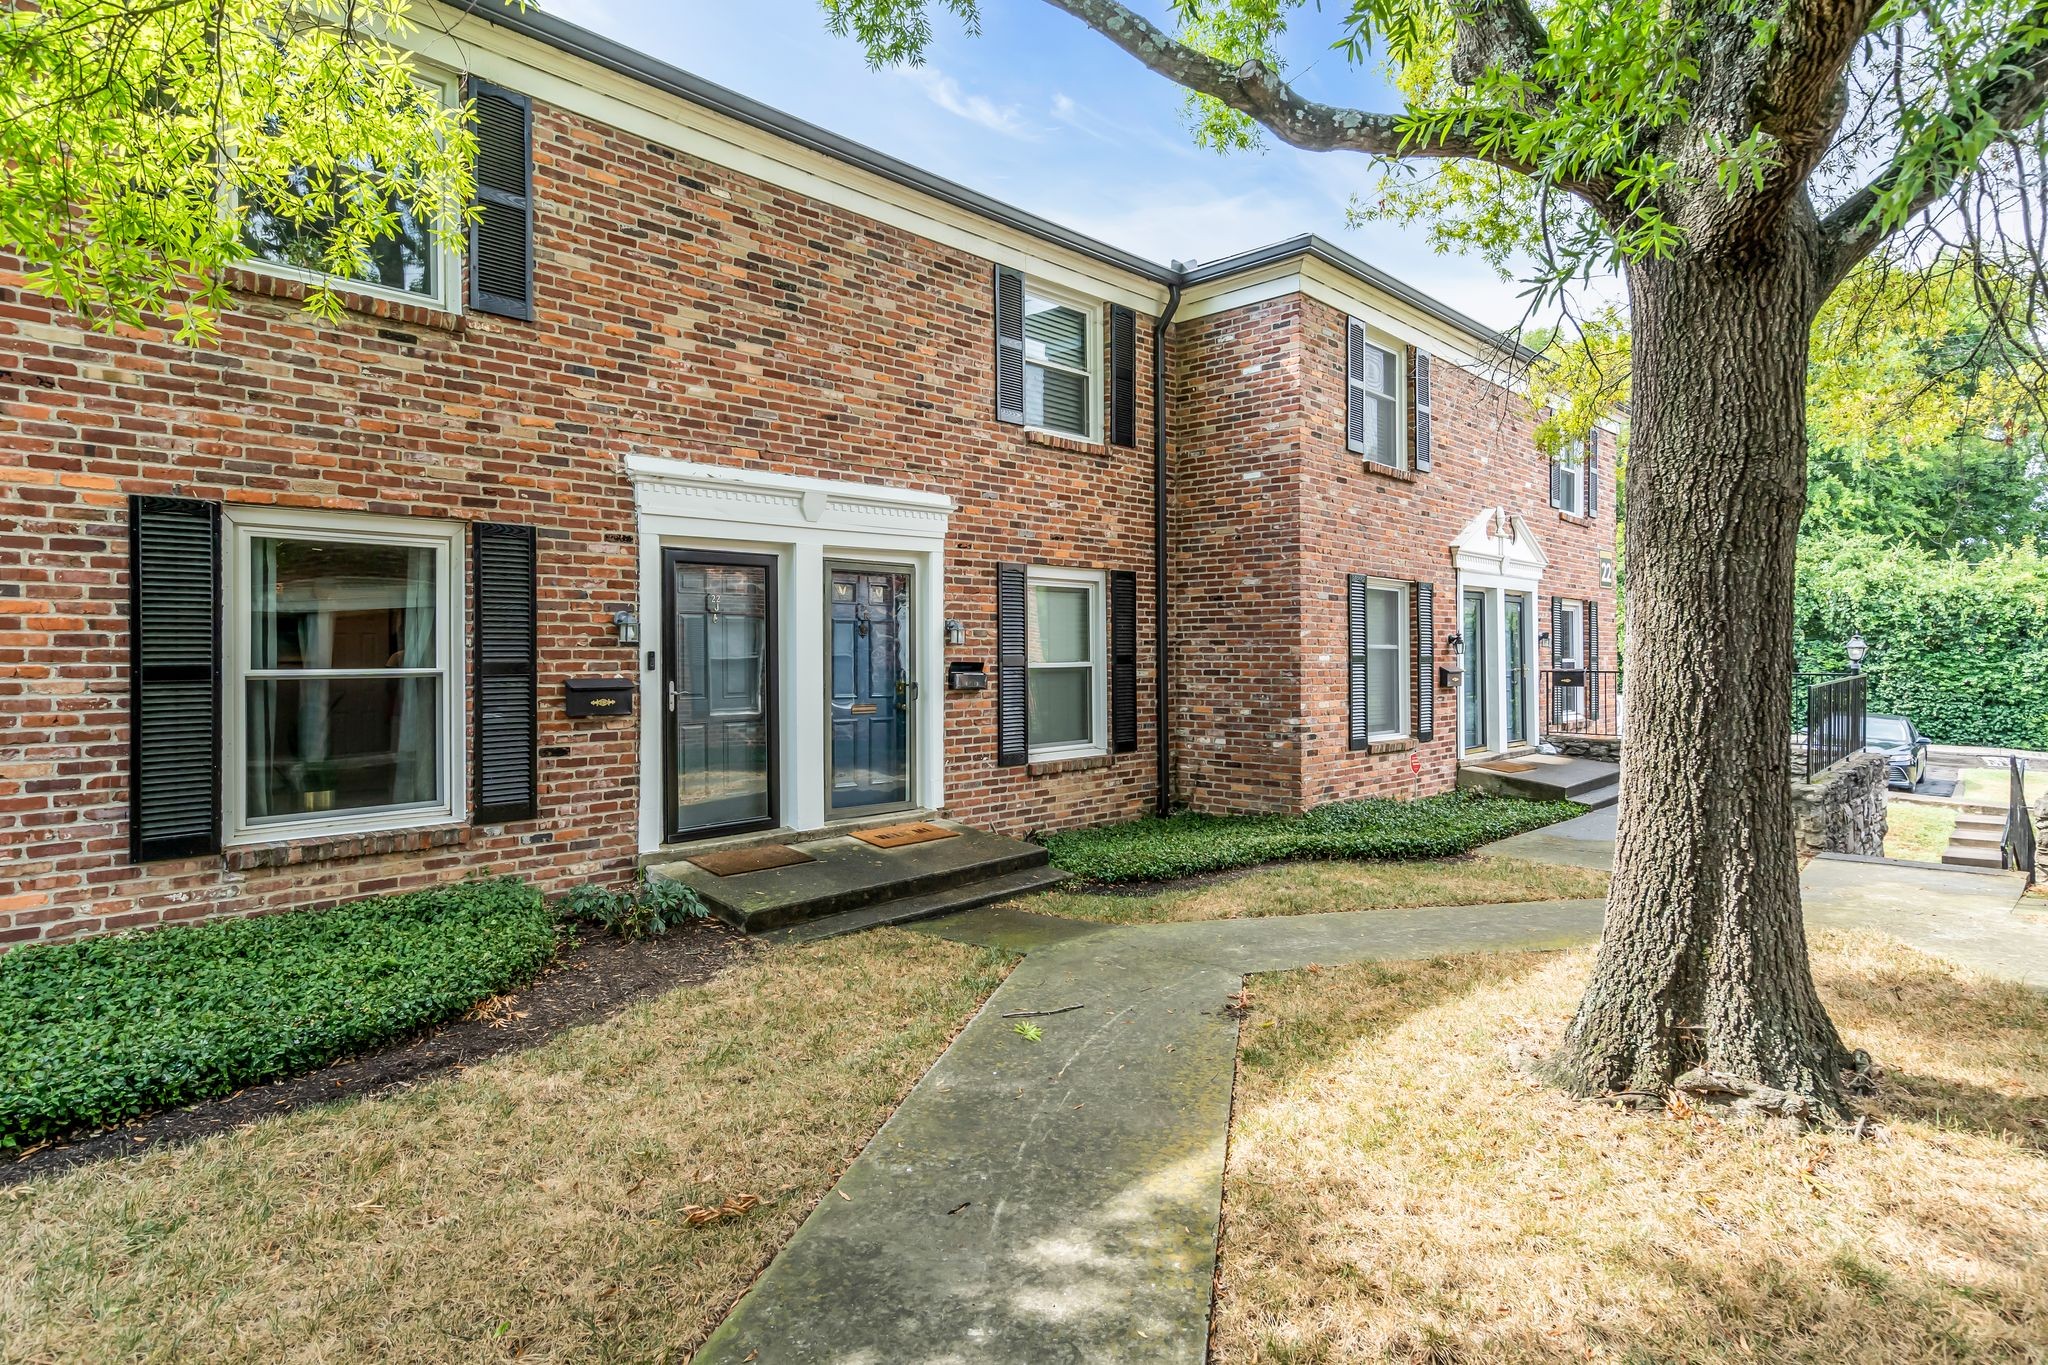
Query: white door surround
628 456 953 854
1450 507 1546 758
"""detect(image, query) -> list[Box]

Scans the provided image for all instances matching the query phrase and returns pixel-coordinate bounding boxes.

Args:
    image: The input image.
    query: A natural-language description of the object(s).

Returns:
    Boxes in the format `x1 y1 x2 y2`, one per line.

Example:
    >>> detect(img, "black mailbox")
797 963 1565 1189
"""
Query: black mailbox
947 661 988 691
565 677 635 718
1552 668 1587 688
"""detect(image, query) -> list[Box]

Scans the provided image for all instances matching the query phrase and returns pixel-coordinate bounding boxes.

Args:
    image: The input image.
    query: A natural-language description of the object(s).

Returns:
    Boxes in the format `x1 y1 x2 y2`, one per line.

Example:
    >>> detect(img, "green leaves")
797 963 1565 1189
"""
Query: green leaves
1038 792 1587 883
0 877 557 1149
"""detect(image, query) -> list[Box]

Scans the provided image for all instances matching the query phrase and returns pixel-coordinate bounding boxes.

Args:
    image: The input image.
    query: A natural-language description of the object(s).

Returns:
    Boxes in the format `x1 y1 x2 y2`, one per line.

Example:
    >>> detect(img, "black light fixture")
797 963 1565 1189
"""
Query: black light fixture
1446 633 1465 669
1845 632 1868 673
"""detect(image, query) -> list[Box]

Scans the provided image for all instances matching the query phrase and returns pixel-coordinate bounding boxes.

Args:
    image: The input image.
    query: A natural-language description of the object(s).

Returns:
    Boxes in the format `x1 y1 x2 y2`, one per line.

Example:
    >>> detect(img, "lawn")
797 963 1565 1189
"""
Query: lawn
1882 799 1957 863
0 930 1012 1361
1038 792 1586 883
1957 764 2048 806
1026 854 1610 925
1214 932 2048 1362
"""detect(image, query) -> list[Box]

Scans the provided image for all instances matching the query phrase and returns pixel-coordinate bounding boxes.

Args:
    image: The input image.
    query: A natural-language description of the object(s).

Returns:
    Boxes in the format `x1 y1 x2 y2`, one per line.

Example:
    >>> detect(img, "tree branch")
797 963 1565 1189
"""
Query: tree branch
1036 0 1498 163
1449 0 1551 87
1820 2 2048 285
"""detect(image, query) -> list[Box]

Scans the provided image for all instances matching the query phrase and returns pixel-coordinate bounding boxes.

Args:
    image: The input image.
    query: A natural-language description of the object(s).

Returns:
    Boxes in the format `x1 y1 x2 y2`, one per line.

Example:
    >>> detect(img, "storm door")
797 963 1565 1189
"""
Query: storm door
663 550 778 841
828 566 914 815
1462 590 1491 754
1505 594 1531 747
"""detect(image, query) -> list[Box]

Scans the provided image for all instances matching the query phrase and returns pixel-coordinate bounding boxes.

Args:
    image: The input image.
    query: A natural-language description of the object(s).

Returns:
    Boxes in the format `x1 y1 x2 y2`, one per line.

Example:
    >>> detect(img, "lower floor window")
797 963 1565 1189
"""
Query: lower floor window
1026 568 1105 757
228 511 463 840
1364 579 1409 739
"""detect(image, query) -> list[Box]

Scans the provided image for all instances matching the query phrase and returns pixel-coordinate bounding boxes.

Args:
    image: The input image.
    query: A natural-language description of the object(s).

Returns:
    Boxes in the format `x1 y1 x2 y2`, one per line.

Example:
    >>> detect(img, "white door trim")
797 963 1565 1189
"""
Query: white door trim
628 457 952 853
1451 509 1546 759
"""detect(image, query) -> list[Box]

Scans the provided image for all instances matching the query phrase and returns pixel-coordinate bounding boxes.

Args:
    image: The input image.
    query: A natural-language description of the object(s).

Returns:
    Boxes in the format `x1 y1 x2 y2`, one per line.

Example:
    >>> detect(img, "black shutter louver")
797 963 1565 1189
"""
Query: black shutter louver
1345 318 1368 455
129 496 221 862
996 563 1029 765
473 523 538 822
1109 569 1137 752
1584 429 1600 516
994 266 1026 425
1552 596 1566 664
1411 349 1433 473
1109 304 1137 448
1585 599 1601 720
1414 581 1436 742
468 80 535 321
1347 574 1371 751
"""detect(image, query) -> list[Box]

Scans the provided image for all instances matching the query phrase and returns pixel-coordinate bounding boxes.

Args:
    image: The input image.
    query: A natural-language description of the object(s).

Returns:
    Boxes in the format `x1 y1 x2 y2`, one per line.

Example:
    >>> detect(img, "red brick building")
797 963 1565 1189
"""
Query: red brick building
0 6 1616 945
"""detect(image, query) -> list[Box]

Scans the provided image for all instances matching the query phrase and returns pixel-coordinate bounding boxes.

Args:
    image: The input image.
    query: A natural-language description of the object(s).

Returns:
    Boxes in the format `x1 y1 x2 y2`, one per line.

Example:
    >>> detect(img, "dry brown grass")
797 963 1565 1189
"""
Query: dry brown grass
1214 932 2048 1363
1025 855 1612 926
0 930 1011 1364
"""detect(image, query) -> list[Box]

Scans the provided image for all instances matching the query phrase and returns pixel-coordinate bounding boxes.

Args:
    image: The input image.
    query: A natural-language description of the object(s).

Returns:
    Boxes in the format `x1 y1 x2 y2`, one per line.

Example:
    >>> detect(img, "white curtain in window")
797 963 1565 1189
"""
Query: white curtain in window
392 548 438 804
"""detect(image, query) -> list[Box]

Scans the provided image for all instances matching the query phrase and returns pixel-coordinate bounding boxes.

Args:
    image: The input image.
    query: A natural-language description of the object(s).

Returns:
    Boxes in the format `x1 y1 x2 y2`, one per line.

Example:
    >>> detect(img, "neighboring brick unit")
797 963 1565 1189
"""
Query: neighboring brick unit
0 96 1161 947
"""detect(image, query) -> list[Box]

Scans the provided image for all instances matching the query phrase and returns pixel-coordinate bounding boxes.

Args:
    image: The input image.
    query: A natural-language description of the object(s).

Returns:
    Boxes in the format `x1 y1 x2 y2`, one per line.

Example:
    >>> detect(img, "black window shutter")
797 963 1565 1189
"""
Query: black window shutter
1414 581 1436 741
129 495 221 862
994 266 1026 425
1584 429 1600 516
1347 574 1370 751
468 80 535 321
473 523 538 822
1109 305 1137 448
1551 596 1566 664
1109 569 1138 752
996 563 1029 765
1345 318 1368 455
1411 349 1433 473
1584 599 1602 720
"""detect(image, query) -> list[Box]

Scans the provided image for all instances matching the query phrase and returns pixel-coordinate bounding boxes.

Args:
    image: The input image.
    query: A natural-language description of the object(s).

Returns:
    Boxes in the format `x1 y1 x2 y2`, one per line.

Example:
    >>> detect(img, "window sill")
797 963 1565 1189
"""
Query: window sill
1556 510 1595 527
223 823 470 871
1024 428 1109 457
1360 459 1416 483
1361 737 1415 755
1027 752 1113 777
225 267 466 335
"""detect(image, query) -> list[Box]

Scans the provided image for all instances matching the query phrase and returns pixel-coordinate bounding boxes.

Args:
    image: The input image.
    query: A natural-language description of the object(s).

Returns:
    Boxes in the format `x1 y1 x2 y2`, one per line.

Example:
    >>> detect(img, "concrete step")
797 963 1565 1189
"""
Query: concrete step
761 865 1073 945
1571 781 1620 811
649 820 1052 933
1942 846 2008 869
1457 756 1621 804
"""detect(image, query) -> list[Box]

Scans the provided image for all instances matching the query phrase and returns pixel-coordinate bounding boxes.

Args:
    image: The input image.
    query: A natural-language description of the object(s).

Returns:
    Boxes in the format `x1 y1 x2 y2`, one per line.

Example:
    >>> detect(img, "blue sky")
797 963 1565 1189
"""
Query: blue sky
535 0 1543 329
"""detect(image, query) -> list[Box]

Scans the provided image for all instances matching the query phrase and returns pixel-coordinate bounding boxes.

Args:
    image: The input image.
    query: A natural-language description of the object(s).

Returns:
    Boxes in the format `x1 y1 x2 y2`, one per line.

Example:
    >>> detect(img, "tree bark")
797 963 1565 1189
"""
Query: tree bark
1549 216 1856 1118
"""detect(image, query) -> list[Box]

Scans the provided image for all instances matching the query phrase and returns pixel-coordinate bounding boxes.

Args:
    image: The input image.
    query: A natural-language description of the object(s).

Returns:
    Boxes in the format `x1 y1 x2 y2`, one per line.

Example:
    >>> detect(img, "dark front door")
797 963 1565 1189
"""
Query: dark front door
829 567 912 814
663 550 777 841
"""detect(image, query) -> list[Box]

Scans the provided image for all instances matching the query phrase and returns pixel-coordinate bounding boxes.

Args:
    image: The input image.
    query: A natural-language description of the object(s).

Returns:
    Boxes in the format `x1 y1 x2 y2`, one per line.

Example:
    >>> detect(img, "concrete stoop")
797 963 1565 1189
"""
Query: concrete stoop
1942 807 2011 870
646 818 1067 940
1457 753 1620 809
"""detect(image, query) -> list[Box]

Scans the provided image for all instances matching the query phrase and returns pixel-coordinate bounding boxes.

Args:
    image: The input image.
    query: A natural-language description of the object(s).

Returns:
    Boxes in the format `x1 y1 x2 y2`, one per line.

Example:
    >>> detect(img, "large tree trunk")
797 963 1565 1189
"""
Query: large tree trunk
1550 219 1856 1117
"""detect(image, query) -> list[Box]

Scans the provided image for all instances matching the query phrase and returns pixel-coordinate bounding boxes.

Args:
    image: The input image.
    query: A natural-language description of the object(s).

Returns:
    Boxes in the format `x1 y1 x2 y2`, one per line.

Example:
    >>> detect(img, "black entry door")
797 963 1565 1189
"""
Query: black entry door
829 567 911 814
663 551 777 840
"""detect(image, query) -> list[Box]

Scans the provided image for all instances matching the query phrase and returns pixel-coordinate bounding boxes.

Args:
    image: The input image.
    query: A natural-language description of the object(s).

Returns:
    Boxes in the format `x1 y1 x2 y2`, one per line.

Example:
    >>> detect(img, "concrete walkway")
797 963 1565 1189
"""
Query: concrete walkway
696 819 2045 1364
691 899 1605 1365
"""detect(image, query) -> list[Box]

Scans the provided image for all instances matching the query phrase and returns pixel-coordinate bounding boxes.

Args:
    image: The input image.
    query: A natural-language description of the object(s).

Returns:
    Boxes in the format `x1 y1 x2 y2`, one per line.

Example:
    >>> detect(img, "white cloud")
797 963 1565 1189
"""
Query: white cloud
900 67 1036 140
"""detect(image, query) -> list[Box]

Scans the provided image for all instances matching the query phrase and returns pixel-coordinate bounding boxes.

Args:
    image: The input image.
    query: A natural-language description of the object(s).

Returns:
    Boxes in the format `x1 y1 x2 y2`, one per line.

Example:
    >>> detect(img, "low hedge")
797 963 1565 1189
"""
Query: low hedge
1039 792 1586 884
0 877 557 1150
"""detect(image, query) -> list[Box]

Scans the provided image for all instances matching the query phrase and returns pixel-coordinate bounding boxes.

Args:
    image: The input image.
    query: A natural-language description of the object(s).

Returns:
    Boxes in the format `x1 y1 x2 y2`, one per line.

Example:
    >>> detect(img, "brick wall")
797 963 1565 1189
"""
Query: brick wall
1165 292 1619 814
0 97 1160 946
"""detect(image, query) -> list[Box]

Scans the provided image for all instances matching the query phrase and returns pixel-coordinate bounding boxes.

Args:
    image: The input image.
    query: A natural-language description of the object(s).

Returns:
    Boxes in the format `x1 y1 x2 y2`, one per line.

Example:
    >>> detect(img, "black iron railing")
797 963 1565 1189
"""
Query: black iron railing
1800 673 1866 780
1542 669 1623 739
2003 757 2038 887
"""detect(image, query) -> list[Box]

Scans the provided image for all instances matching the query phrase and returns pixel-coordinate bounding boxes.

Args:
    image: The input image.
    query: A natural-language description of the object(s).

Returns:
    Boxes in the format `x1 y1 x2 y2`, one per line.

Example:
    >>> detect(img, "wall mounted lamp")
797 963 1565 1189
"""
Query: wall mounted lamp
612 609 640 647
945 618 966 647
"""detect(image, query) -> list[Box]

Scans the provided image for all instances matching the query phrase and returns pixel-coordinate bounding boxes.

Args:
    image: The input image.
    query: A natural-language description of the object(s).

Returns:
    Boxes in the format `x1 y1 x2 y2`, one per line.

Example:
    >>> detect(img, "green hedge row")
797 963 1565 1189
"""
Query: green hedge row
1795 533 2048 750
0 878 558 1150
1038 792 1586 884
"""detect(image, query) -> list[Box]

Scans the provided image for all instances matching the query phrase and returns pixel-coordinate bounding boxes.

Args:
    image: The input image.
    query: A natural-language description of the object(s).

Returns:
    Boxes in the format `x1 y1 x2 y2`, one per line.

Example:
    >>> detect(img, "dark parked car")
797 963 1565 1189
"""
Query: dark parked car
1864 714 1930 790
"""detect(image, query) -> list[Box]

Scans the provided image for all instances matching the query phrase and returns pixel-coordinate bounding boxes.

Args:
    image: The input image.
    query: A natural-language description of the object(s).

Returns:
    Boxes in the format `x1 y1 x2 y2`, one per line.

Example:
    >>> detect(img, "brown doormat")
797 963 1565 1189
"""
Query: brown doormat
688 844 816 877
852 821 960 850
1474 760 1539 774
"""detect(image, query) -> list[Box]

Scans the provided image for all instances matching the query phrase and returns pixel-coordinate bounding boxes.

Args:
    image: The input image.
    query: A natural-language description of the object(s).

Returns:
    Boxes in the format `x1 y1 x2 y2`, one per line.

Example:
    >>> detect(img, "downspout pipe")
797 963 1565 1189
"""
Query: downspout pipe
1152 282 1181 818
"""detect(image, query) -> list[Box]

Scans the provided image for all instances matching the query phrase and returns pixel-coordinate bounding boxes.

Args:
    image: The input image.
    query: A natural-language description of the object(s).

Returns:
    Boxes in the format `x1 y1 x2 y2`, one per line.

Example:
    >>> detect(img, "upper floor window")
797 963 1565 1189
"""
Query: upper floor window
234 68 464 312
1346 318 1404 469
1550 439 1587 516
1024 285 1099 439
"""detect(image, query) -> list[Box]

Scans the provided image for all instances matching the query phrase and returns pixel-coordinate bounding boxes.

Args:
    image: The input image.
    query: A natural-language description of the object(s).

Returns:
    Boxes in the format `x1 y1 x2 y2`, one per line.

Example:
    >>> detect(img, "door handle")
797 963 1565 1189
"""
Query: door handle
666 680 677 713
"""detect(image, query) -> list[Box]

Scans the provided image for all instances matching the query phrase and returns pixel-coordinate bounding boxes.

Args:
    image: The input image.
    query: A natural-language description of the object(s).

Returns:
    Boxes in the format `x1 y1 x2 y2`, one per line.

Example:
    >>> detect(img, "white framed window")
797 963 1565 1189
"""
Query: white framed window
1556 600 1585 667
1348 319 1405 469
1023 282 1101 440
230 66 465 314
1364 578 1410 740
1026 566 1106 760
1551 439 1587 515
223 508 466 844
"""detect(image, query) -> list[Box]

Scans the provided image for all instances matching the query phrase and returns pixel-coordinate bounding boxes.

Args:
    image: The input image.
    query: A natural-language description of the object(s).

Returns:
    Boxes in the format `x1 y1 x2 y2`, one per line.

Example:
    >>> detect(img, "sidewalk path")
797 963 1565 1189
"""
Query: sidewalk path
691 899 1604 1365
696 828 2044 1364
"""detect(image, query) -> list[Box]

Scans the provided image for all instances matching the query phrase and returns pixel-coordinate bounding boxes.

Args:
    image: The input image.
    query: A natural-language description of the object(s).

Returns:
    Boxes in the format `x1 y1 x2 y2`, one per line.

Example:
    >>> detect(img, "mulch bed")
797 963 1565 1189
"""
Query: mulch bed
4 919 750 1186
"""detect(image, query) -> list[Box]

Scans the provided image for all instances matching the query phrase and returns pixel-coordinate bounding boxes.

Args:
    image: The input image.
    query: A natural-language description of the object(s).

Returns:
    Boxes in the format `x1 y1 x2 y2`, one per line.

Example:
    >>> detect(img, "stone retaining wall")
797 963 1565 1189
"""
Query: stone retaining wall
1547 736 1622 762
1793 753 1888 857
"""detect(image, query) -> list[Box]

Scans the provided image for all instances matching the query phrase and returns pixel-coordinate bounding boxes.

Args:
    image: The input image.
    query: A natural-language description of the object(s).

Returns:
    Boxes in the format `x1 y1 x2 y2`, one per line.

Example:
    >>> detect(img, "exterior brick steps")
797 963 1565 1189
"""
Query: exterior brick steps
757 865 1073 945
647 820 1057 934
